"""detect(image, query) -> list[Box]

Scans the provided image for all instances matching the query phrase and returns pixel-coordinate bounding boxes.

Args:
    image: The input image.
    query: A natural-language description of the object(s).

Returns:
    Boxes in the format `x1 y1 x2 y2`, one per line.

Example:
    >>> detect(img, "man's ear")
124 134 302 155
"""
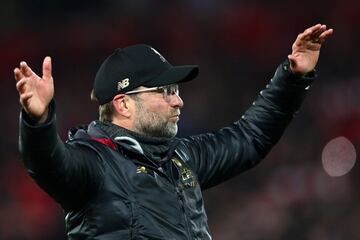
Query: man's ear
113 94 131 118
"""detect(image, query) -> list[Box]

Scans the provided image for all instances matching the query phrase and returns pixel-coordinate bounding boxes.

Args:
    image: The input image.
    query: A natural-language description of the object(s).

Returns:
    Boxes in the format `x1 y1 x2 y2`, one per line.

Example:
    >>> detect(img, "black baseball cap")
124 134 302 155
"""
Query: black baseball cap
93 44 199 104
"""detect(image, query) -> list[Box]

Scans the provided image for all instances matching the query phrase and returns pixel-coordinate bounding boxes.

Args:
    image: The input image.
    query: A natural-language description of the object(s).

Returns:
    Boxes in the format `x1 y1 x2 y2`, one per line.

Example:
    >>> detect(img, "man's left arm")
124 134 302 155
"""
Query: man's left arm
178 24 333 189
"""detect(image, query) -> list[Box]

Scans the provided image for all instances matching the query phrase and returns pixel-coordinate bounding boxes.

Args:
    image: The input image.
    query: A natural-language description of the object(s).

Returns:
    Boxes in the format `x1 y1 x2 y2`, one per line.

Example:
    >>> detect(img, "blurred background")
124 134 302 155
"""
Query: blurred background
1 0 360 239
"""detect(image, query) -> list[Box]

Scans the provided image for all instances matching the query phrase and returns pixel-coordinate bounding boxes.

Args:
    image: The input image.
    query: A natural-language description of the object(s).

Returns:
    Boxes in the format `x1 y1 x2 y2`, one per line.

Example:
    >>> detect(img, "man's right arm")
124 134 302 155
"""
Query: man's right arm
19 100 103 210
15 57 103 210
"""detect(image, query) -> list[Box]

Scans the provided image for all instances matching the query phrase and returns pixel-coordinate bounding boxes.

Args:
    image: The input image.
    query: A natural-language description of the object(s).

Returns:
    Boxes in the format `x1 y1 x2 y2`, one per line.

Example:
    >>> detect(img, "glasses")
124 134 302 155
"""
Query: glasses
125 84 179 102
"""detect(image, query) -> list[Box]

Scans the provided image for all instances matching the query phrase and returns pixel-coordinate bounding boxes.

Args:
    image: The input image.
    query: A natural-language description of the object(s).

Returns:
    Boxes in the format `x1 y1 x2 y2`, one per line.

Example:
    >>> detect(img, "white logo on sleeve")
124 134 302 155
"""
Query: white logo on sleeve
118 78 130 91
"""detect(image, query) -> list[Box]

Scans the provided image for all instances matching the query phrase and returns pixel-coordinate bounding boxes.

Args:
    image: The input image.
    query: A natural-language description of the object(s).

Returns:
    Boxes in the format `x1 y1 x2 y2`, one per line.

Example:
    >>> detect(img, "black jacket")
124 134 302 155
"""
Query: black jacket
19 61 315 240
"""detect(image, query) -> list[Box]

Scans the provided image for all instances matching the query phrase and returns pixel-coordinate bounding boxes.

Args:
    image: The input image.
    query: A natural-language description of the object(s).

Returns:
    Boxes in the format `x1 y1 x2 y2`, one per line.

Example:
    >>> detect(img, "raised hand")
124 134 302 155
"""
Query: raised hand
288 24 333 74
14 57 54 123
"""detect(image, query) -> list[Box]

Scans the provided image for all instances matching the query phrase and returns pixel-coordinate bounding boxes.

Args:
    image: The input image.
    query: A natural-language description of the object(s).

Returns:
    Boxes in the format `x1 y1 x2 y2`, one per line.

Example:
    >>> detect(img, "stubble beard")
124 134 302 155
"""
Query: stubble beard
133 100 178 138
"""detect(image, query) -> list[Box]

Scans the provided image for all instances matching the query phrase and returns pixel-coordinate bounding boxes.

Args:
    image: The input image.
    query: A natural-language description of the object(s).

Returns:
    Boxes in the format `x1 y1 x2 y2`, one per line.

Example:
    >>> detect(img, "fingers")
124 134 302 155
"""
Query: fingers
295 24 333 46
305 24 322 36
19 92 33 105
14 68 24 82
16 77 27 93
297 24 322 41
42 56 52 81
20 61 35 78
317 28 334 44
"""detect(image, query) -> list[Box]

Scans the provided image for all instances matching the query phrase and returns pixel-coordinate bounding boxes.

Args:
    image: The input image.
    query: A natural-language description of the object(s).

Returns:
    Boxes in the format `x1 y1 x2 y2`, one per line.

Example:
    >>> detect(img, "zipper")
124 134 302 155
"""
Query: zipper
175 186 192 240
140 153 193 238
169 155 192 239
122 142 193 238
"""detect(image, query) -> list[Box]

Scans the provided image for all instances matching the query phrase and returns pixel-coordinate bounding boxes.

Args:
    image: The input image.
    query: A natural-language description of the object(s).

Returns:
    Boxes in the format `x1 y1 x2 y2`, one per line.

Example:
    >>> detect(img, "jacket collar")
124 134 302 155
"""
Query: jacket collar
69 121 179 162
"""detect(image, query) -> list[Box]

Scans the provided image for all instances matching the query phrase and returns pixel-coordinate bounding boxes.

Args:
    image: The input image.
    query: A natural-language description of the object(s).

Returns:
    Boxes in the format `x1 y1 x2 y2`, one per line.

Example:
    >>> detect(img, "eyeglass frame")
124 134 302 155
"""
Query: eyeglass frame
124 84 180 102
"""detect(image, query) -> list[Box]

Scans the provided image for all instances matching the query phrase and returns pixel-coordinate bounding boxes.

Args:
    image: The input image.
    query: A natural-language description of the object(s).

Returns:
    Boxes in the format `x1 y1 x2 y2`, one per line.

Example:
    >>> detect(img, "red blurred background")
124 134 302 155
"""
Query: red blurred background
1 0 360 239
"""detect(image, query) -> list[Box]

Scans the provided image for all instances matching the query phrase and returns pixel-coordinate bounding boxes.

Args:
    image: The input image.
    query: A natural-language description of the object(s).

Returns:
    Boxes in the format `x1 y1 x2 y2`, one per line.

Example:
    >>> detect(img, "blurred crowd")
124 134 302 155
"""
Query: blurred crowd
1 0 360 239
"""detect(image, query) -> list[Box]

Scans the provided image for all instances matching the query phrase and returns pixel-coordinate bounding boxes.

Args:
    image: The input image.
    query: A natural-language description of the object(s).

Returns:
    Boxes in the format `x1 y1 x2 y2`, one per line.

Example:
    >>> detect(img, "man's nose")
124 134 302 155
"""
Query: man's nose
169 94 184 108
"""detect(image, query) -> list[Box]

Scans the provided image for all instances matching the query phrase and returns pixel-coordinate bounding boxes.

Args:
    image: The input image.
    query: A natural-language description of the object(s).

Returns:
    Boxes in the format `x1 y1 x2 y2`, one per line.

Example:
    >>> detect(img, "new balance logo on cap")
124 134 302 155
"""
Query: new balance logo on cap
117 78 130 91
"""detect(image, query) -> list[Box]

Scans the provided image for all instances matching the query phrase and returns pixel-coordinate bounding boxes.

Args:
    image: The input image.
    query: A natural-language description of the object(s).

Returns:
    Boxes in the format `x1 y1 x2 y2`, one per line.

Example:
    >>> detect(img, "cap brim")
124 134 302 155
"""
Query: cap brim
144 65 199 87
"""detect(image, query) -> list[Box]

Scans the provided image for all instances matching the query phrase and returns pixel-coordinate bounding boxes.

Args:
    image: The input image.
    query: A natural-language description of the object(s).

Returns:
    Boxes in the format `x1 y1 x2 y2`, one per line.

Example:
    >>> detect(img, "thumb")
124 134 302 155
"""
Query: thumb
288 54 296 67
42 56 52 81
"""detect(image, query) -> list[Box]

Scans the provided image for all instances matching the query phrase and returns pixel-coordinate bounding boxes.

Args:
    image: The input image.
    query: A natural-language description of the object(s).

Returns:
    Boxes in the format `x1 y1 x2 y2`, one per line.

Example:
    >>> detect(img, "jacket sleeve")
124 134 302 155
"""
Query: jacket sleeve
178 60 315 190
18 101 104 210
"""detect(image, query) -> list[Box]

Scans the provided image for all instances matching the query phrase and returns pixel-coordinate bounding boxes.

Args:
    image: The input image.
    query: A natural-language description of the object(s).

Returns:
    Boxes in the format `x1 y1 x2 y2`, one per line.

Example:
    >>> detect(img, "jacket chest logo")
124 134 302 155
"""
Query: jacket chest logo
172 157 197 189
136 166 148 174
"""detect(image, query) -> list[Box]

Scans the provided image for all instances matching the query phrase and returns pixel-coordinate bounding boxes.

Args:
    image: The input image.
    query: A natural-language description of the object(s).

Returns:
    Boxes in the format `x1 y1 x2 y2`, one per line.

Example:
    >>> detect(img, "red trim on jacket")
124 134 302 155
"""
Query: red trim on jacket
91 137 116 150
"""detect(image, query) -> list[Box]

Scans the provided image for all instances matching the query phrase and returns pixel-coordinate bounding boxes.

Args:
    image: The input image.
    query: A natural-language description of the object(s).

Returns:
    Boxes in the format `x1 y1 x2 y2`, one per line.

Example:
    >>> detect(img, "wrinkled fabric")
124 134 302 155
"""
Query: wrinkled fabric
19 60 315 239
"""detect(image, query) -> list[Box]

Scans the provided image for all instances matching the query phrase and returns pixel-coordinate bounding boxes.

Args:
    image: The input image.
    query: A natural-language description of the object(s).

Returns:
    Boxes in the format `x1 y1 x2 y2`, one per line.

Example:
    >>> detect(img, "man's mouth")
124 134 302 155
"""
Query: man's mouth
169 114 180 121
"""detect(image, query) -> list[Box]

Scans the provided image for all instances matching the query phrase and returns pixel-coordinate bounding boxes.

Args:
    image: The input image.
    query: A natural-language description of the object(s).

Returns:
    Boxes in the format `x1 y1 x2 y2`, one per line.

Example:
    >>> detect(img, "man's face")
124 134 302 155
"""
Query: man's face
131 86 183 138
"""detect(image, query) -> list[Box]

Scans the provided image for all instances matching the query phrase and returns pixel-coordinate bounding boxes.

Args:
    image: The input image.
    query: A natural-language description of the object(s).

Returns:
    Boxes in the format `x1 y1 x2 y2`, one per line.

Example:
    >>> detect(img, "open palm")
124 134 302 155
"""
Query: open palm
288 24 333 74
14 57 54 122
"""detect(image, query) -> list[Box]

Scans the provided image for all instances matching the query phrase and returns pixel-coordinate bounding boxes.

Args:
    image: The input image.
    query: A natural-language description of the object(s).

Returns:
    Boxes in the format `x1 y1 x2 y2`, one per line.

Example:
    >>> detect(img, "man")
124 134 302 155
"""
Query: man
15 24 332 239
